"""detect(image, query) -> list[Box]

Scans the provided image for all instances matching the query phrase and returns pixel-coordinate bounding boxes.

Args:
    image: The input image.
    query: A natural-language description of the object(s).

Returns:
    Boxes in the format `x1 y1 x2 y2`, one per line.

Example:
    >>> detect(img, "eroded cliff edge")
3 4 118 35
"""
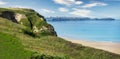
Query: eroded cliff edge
0 8 57 36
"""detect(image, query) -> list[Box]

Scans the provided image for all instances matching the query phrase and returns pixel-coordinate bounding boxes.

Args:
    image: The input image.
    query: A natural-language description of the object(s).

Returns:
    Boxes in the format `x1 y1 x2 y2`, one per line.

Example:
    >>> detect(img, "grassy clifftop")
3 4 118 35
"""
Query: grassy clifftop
0 8 120 59
0 8 57 37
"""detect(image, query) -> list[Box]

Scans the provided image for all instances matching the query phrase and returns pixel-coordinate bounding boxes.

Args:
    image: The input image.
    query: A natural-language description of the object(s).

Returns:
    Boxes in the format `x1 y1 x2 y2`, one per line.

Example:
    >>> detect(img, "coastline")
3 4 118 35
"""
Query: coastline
61 37 120 55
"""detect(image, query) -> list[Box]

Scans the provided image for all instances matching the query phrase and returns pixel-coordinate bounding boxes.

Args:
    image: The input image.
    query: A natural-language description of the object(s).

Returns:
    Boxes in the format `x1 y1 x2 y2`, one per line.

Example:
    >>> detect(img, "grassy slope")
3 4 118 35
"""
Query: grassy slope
0 17 66 59
0 32 31 59
0 14 32 59
0 17 120 59
0 8 120 59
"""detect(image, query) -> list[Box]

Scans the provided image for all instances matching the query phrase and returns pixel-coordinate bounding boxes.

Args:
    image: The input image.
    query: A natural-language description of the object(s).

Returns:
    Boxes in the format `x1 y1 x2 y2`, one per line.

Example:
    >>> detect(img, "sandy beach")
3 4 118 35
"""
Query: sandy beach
62 37 120 55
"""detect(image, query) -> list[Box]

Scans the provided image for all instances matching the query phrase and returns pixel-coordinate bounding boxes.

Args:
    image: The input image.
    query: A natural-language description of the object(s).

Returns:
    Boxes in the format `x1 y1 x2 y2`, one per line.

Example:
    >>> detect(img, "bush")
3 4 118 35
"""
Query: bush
31 53 68 59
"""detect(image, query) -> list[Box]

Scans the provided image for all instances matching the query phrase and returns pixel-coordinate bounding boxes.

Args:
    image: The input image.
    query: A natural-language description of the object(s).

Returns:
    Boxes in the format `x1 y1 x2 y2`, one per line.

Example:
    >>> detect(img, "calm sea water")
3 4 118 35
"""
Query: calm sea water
47 20 120 42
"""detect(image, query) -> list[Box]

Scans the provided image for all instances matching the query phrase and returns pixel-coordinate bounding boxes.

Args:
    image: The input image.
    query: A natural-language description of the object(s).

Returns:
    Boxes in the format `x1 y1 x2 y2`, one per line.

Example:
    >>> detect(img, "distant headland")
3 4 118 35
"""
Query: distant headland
46 17 115 21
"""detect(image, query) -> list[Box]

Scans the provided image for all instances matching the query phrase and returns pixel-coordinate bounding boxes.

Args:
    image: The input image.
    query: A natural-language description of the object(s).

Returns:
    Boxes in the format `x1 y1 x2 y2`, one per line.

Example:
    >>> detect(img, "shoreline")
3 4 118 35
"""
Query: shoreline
61 37 120 55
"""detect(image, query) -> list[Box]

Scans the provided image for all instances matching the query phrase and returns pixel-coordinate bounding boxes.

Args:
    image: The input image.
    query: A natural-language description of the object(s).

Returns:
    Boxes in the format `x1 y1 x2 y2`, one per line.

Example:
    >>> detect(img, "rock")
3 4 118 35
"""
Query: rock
33 26 39 33
15 13 26 22
1 11 18 23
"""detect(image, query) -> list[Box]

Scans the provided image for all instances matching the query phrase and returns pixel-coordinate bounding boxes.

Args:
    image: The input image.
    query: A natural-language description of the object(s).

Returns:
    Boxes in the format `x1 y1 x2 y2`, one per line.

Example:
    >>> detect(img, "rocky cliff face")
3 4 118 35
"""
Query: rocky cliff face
1 11 19 23
0 8 57 36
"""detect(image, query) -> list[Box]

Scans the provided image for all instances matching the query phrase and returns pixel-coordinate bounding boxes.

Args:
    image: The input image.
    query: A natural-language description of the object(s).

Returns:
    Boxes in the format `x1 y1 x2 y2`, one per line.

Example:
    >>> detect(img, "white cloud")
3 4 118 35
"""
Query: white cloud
41 8 55 13
53 0 83 6
0 1 6 5
13 5 30 8
69 8 91 17
82 2 107 8
75 1 83 5
58 7 69 12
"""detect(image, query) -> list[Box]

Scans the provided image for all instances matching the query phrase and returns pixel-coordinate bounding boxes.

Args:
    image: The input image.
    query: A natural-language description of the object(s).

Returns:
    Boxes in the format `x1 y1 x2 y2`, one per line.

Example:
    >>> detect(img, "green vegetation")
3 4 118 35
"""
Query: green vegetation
0 8 120 59
0 17 67 59
0 8 57 36
0 32 31 59
31 53 68 59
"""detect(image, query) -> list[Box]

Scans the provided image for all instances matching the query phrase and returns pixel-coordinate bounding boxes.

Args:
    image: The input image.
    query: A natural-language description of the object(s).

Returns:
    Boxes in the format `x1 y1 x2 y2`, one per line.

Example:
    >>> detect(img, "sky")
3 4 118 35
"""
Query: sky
0 0 120 19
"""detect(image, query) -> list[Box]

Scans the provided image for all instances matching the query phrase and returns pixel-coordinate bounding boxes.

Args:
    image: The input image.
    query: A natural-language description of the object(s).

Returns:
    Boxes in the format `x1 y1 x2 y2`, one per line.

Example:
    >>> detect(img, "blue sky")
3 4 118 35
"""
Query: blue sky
0 0 120 19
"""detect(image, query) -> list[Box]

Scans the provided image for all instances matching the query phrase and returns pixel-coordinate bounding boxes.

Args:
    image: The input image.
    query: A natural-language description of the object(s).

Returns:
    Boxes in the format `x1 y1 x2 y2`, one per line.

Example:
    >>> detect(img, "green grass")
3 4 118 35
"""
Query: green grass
0 32 32 59
23 36 120 59
0 8 120 59
0 18 68 59
0 17 120 59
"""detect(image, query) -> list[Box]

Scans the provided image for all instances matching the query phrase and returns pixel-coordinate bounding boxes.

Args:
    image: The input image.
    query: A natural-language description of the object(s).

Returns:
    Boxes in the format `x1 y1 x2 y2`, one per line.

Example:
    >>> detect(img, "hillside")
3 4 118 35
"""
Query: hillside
0 8 120 59
0 8 57 37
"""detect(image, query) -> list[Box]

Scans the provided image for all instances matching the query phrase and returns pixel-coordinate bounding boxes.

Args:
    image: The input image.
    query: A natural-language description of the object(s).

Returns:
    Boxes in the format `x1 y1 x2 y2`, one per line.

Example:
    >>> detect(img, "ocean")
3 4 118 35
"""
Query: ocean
47 20 120 42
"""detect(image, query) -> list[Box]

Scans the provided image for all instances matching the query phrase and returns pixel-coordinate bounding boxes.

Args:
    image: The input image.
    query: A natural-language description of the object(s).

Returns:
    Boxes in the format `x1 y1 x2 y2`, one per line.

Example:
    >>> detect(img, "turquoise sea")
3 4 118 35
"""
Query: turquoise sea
47 20 120 42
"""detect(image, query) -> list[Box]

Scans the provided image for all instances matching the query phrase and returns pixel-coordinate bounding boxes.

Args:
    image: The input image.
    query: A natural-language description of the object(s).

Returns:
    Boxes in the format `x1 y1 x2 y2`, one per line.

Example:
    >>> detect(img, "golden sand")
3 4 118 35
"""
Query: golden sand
62 37 120 55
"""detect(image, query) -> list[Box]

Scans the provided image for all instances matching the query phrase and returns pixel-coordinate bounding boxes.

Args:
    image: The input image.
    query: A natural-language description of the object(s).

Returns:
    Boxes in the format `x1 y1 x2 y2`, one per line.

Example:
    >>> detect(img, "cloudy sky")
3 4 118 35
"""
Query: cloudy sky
0 0 120 18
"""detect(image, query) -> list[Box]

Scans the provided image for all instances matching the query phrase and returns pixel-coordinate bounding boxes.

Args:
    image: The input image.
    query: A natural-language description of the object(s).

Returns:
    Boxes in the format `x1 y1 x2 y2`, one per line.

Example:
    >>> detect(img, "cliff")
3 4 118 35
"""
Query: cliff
0 8 120 59
0 8 57 36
